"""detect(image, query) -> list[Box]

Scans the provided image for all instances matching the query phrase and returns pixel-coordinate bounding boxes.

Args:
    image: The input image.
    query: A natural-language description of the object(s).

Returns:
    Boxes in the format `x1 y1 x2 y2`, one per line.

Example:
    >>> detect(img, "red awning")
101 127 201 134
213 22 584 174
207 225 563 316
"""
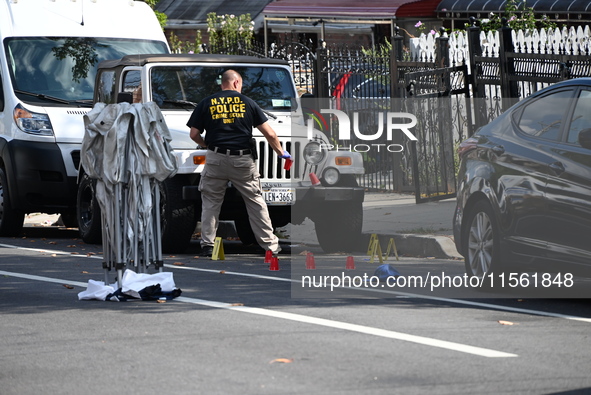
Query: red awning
263 0 426 19
397 0 443 18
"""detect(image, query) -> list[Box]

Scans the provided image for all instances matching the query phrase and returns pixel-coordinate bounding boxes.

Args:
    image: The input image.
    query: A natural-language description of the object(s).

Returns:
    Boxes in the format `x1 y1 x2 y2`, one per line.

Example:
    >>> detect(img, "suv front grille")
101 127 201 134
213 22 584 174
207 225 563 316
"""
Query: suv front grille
257 141 300 180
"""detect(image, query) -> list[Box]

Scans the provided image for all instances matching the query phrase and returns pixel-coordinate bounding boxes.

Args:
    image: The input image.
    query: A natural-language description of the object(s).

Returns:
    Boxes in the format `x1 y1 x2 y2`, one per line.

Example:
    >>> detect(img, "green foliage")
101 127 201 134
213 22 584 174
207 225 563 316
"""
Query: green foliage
361 38 392 58
166 13 256 54
143 0 167 30
169 31 203 54
360 39 392 83
207 13 255 50
479 0 557 32
154 11 168 30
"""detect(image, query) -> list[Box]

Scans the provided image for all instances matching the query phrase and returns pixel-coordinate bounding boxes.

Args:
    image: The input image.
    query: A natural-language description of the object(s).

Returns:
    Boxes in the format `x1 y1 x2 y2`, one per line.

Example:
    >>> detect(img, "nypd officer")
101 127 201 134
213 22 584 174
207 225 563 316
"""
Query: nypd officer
187 69 290 257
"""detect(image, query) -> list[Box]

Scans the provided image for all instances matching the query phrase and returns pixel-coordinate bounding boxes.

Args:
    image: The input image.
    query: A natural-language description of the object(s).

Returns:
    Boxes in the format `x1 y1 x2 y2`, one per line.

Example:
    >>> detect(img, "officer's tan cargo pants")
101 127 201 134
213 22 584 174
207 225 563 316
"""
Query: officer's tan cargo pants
198 150 280 254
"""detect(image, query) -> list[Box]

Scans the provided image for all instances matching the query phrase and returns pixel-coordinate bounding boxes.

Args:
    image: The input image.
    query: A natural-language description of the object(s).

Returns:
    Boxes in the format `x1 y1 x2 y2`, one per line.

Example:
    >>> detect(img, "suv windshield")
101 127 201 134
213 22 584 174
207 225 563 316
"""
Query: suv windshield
150 65 295 111
5 37 168 105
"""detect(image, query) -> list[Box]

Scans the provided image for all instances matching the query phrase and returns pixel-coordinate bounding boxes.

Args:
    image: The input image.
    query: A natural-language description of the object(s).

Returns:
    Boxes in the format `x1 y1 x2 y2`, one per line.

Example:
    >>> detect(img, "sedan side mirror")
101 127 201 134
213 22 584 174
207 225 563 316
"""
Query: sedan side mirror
578 128 591 150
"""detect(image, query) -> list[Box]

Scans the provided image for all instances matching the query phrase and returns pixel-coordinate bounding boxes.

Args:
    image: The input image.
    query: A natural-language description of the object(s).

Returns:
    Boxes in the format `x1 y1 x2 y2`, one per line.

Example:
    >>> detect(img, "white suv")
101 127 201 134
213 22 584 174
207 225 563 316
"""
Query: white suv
82 54 365 252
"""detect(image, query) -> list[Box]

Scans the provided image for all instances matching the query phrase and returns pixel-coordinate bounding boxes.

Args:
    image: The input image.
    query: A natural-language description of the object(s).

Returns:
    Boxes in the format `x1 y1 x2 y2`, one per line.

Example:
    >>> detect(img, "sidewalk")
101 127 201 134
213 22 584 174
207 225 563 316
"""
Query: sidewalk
286 192 461 259
361 192 460 259
23 192 462 259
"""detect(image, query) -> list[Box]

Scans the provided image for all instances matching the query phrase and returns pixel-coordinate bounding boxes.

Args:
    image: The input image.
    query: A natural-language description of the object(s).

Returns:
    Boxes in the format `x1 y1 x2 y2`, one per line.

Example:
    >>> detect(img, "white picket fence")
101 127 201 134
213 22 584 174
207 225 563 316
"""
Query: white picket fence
409 25 591 65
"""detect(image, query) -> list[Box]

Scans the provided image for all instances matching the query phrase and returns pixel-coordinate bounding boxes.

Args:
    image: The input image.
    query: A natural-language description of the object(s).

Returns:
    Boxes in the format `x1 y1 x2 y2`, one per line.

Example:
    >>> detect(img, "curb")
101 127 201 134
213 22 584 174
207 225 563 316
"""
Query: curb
359 232 462 260
23 215 462 260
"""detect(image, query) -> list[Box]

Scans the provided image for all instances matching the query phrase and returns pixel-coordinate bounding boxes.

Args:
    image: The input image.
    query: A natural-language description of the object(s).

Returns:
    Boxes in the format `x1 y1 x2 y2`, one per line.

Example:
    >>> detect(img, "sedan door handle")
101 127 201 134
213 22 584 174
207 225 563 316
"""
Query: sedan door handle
549 161 565 175
491 145 505 155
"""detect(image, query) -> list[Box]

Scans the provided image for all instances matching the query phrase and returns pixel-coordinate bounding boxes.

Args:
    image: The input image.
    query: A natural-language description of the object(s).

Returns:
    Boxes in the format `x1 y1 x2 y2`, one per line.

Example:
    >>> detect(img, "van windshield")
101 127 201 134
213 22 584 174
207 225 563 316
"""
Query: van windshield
150 65 295 111
5 37 168 105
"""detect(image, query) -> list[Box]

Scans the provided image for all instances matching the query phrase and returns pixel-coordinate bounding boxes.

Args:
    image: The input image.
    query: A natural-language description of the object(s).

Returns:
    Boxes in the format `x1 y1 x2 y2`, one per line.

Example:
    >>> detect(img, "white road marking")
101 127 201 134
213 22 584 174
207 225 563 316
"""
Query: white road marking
0 270 88 288
2 242 591 323
0 268 516 358
167 264 591 323
176 296 517 358
0 243 86 256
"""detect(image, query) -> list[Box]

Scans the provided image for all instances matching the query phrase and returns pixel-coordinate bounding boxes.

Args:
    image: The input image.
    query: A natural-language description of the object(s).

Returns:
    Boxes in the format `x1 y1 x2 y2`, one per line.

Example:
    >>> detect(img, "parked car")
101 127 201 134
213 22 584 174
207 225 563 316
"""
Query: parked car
454 78 591 278
330 72 391 111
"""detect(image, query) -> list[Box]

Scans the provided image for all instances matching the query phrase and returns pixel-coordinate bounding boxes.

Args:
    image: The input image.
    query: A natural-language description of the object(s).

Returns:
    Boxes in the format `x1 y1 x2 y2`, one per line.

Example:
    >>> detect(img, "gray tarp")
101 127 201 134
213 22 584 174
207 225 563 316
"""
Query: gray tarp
81 102 178 284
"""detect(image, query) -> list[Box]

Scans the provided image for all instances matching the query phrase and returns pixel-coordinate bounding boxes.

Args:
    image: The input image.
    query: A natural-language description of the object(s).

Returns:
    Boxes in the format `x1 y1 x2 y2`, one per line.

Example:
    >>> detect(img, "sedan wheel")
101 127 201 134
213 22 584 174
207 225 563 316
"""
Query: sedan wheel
464 200 500 278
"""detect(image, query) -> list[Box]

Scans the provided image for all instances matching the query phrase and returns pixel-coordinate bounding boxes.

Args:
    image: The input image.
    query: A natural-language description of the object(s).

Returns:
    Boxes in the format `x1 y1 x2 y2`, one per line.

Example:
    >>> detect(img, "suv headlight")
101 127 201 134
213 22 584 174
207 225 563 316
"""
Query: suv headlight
303 141 325 165
14 104 53 136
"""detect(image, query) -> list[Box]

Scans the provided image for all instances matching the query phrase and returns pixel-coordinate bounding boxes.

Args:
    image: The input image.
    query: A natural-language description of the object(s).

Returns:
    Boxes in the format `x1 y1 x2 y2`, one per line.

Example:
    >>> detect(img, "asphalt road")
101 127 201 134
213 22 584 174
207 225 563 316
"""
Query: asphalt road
1 225 591 395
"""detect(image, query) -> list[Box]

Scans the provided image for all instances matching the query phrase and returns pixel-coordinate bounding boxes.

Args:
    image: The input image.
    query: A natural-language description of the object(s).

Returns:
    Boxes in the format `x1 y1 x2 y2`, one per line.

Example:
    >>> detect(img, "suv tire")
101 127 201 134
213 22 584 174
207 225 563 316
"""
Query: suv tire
314 201 363 253
160 176 198 253
77 173 103 244
234 215 258 246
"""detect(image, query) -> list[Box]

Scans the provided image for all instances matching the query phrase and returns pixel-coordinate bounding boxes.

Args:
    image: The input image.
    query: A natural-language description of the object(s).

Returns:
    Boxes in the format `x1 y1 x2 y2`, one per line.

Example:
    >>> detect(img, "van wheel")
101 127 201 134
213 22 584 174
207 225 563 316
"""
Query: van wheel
463 200 501 278
0 167 24 236
77 173 102 244
314 201 362 253
160 177 198 253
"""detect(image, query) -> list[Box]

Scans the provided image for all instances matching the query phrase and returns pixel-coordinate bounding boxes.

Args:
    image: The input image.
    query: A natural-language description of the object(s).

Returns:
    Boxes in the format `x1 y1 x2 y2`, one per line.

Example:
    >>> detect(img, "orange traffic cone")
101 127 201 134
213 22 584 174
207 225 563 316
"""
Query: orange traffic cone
309 172 321 186
269 257 280 271
264 250 273 264
306 252 316 270
346 256 355 270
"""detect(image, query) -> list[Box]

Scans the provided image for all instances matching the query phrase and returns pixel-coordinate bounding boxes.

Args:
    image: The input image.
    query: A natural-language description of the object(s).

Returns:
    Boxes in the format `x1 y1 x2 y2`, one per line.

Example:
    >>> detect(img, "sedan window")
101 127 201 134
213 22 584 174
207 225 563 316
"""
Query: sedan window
516 89 573 141
567 89 591 145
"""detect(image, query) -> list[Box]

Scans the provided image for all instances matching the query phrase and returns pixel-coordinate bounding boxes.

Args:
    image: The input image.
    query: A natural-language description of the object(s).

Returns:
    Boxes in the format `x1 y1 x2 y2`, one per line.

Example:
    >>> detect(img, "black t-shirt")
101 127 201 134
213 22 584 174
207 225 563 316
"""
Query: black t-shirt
186 90 267 150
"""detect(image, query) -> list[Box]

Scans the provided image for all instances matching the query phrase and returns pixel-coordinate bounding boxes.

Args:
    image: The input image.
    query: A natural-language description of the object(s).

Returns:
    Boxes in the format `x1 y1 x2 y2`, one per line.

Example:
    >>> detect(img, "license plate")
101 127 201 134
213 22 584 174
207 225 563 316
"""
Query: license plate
263 188 295 205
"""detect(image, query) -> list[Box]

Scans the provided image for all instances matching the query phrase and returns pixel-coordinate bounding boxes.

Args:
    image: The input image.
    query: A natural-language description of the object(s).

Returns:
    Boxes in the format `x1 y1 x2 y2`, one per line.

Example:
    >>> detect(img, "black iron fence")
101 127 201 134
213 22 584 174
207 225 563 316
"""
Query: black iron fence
205 21 591 200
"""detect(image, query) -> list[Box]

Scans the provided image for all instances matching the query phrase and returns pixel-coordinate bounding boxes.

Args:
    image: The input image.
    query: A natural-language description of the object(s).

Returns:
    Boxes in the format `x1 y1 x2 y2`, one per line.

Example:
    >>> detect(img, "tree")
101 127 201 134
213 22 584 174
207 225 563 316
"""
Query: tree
207 13 255 52
143 0 167 30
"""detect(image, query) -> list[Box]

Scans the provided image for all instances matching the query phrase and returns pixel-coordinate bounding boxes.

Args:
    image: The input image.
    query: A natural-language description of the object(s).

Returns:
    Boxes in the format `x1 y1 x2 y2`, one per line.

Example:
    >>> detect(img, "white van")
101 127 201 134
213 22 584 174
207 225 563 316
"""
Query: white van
0 0 169 235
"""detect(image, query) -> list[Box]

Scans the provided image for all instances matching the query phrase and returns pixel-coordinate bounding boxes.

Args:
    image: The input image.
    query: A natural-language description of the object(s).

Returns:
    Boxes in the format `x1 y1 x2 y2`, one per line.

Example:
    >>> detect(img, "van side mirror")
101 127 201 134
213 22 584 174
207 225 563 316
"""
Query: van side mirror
578 128 591 149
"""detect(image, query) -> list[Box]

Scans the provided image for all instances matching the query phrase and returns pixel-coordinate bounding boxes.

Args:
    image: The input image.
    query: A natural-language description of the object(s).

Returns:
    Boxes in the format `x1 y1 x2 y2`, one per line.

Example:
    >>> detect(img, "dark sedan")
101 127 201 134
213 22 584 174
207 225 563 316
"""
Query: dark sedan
454 78 591 278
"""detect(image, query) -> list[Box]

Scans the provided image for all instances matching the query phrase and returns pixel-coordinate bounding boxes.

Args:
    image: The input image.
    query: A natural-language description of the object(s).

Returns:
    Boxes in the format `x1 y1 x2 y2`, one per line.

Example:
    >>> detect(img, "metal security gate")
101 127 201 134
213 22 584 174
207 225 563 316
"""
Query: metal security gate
269 42 317 96
404 65 471 203
314 45 404 191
